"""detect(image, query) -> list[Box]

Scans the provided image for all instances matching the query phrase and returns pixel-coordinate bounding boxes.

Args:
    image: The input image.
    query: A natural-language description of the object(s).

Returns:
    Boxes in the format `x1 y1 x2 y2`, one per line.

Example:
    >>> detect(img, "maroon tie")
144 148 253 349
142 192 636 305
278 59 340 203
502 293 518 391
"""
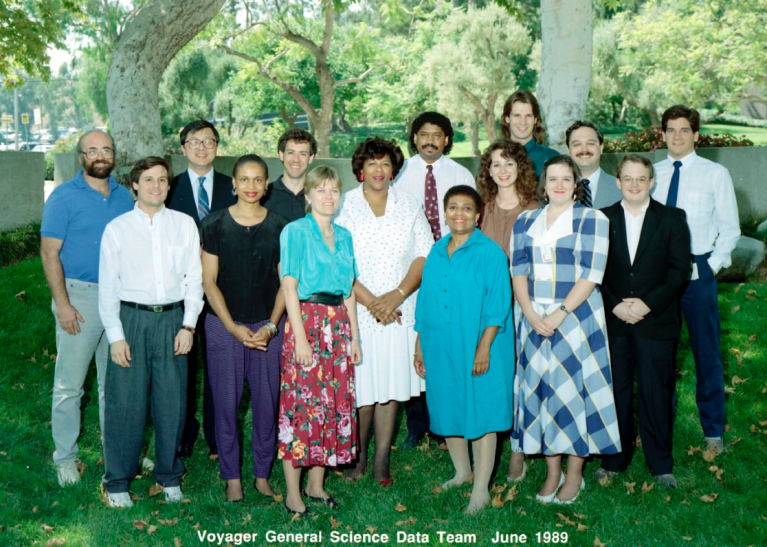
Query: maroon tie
424 165 441 241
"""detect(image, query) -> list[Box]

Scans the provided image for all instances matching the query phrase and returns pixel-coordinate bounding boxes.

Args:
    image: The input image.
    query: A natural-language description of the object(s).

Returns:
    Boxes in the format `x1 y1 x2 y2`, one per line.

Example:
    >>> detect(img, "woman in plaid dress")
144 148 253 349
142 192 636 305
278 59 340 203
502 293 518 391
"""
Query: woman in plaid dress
511 155 621 505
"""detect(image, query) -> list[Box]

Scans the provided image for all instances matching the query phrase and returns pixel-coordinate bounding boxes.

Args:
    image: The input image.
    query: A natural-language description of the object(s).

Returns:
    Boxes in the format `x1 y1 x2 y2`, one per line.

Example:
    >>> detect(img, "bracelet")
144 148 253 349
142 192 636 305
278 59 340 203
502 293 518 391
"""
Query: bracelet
414 350 422 355
559 304 571 315
352 336 361 341
264 321 279 338
395 287 406 299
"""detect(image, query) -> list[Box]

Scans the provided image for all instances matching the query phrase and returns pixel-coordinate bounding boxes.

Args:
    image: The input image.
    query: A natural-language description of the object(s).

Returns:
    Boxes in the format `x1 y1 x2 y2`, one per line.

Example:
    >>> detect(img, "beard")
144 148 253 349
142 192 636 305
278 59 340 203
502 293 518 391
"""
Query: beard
84 159 115 179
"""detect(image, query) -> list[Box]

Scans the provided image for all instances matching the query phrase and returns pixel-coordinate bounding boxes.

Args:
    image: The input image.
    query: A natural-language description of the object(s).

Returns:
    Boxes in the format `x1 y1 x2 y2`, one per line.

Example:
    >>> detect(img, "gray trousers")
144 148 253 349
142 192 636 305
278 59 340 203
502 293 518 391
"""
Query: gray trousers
103 304 187 494
51 279 108 465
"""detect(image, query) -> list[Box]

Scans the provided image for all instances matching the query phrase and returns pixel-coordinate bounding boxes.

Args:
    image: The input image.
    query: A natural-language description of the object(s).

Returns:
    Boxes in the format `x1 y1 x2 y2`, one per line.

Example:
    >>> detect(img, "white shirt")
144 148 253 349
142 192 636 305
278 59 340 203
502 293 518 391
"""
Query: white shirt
653 151 740 272
620 199 650 264
393 154 476 238
188 168 214 207
99 205 204 344
335 187 433 331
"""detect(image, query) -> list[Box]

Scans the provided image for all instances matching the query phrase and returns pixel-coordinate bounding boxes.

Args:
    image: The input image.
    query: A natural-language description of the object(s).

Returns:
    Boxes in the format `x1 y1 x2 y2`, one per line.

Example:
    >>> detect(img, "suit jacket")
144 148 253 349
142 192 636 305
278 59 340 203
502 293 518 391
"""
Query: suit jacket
166 169 237 228
600 198 691 340
592 168 624 209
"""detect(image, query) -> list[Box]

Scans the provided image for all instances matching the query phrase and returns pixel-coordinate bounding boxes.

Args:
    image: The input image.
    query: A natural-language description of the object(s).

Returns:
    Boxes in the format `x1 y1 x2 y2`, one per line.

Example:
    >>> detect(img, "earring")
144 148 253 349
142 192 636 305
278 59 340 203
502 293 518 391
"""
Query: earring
390 174 394 181
360 173 364 182
231 187 237 196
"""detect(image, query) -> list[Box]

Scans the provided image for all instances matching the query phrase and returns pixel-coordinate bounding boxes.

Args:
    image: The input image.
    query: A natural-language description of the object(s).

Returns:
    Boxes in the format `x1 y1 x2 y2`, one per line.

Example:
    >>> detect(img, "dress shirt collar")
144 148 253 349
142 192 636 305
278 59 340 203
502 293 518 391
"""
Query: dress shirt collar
528 203 575 243
441 227 482 254
187 167 213 184
271 175 304 196
620 199 651 216
305 211 334 242
414 153 446 172
583 167 602 183
665 150 698 168
133 202 168 223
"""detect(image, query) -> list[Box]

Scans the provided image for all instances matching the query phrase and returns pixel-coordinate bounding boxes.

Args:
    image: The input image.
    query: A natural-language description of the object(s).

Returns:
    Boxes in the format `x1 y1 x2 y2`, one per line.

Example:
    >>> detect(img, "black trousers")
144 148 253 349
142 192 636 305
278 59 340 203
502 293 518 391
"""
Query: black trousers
180 310 217 452
601 329 676 476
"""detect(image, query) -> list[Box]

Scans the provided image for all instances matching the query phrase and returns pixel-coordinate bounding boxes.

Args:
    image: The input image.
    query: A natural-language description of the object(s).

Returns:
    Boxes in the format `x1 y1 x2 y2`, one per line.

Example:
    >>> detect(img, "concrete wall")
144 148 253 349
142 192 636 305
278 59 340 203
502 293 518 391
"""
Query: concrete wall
0 151 45 231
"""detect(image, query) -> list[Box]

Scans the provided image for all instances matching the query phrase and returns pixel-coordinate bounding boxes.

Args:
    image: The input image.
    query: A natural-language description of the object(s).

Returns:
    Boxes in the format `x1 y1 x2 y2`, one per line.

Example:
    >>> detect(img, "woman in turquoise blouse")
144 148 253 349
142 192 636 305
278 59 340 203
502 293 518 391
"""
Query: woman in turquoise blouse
277 166 362 517
414 185 514 515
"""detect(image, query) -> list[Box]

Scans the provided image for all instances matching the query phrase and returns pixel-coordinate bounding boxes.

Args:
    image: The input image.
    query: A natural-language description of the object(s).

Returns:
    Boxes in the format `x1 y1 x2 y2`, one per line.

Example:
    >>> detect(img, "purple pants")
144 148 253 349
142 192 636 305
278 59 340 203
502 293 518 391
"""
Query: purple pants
205 314 282 479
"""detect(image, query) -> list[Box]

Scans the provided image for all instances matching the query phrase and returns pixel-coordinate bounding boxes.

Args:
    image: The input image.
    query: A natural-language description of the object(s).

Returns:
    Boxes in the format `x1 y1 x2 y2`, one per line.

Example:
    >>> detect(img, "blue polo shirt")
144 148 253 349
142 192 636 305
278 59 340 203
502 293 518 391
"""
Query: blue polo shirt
41 170 134 283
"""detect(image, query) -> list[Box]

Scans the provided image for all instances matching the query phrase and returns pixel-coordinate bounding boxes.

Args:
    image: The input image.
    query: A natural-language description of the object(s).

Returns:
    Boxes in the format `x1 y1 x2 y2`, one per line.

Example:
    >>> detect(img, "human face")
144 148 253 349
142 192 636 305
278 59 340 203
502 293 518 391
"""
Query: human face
361 155 392 193
307 179 341 218
278 140 315 181
79 131 115 179
663 118 699 160
445 194 479 237
132 165 170 211
505 101 537 144
544 164 576 207
413 123 449 163
567 126 603 175
233 162 268 204
181 128 218 172
489 149 518 190
617 161 654 207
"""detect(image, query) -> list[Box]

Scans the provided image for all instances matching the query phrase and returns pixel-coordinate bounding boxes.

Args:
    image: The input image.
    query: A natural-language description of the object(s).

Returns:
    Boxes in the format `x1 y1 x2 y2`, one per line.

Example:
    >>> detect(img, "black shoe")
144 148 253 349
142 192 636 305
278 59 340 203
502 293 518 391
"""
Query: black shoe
302 489 339 509
401 433 424 450
177 443 194 459
284 502 311 518
177 419 200 459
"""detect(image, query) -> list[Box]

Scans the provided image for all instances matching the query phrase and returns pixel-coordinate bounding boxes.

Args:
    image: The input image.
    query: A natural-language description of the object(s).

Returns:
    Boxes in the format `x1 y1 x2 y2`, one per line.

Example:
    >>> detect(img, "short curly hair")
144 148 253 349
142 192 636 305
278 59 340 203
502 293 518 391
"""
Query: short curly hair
351 137 405 182
277 128 318 156
408 111 454 156
535 155 585 204
476 140 537 212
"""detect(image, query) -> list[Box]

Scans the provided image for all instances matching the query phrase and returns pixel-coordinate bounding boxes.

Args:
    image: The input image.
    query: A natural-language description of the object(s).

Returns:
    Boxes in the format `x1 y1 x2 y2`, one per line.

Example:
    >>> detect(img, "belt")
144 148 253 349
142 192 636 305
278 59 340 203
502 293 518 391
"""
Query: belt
121 300 182 313
300 293 343 306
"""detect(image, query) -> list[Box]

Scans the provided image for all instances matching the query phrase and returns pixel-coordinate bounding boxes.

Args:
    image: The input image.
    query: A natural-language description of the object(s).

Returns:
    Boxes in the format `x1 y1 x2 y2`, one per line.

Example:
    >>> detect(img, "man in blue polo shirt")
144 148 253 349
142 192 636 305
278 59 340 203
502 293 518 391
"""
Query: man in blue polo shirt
41 130 134 487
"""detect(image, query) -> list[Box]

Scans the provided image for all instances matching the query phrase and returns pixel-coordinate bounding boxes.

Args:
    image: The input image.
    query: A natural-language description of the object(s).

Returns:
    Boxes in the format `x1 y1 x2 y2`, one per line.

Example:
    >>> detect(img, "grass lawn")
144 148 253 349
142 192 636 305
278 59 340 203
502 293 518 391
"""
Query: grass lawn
1 257 766 546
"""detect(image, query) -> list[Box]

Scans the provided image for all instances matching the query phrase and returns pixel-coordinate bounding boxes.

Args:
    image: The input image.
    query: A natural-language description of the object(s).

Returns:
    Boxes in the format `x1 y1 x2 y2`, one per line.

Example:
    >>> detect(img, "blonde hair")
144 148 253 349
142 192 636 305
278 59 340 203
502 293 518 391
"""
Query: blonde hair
304 166 343 212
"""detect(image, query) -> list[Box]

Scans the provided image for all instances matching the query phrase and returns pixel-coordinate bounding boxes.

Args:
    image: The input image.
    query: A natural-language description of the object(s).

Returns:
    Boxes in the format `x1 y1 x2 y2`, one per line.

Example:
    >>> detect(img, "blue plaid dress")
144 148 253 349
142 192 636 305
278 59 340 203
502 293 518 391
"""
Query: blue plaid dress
510 204 621 457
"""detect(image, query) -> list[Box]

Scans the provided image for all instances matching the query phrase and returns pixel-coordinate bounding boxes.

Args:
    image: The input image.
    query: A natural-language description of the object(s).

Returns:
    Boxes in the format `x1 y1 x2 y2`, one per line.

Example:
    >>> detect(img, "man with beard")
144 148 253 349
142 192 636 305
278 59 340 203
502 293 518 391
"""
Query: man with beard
565 120 622 209
393 111 475 450
41 129 134 486
262 129 317 222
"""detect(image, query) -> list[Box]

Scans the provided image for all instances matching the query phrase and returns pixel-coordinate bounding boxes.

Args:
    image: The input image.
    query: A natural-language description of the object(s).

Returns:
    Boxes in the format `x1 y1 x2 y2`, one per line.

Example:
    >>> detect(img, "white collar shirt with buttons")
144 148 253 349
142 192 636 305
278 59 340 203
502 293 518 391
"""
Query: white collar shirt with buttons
188 167 214 207
335 186 434 332
98 204 204 344
653 151 740 272
620 199 651 264
393 154 476 239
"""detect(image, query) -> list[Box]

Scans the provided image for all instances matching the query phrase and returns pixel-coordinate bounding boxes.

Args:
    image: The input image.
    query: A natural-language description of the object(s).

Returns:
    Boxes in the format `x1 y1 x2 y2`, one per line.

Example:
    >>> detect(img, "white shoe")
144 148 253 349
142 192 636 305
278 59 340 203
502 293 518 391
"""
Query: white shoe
553 478 585 505
140 457 155 472
57 460 80 487
108 492 134 508
507 458 527 483
536 473 565 504
162 484 183 503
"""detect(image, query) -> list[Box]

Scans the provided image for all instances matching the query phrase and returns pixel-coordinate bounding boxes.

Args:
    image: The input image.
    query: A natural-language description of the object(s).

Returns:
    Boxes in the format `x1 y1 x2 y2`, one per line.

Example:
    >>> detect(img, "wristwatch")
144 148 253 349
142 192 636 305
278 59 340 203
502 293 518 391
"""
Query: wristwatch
559 304 571 315
181 325 196 334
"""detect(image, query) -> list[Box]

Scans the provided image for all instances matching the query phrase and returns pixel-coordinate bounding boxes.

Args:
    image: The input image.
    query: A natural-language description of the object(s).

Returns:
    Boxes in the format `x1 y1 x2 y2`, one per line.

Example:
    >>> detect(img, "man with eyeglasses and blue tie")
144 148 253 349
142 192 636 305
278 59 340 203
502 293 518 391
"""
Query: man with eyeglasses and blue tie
166 120 236 460
41 130 134 487
653 105 740 456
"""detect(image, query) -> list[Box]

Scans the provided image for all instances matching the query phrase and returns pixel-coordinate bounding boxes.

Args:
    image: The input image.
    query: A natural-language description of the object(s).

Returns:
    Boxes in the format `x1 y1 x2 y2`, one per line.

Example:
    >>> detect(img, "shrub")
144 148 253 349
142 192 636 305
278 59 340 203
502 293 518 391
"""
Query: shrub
605 126 754 153
0 223 41 267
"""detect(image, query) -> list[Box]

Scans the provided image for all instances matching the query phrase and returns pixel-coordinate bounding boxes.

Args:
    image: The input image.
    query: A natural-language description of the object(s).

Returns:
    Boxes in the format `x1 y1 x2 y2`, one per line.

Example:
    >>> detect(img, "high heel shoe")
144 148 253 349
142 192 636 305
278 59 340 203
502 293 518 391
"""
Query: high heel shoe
284 502 311 518
301 489 339 509
535 473 565 504
378 477 393 487
553 478 585 505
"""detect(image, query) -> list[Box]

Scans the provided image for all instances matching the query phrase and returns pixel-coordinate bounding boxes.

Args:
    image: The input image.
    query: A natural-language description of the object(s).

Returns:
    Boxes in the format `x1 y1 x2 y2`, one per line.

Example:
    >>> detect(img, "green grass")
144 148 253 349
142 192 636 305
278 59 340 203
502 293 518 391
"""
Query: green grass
2 258 766 546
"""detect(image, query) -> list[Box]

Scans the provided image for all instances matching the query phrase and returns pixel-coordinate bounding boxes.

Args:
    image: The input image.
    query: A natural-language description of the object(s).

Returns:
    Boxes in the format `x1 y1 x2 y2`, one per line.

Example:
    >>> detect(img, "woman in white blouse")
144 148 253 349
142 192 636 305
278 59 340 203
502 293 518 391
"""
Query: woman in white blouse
336 137 434 486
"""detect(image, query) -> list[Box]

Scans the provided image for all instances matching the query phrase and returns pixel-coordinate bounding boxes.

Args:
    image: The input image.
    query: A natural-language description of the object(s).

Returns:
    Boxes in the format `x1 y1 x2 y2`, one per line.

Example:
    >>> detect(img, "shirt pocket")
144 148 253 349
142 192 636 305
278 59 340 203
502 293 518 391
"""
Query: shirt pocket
686 190 714 221
167 245 189 276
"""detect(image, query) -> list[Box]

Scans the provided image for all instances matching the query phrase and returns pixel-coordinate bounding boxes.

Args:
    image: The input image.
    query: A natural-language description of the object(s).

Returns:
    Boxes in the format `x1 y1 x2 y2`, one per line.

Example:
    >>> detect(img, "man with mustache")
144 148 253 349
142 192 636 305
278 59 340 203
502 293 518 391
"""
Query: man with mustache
41 129 134 487
263 129 317 222
566 121 622 209
393 111 475 450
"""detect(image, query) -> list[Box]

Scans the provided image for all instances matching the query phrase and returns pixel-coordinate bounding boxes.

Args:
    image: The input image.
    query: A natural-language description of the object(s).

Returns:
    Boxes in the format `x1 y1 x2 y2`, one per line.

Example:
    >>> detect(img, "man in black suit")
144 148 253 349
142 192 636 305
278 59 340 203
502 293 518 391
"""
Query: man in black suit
597 154 691 490
166 119 236 459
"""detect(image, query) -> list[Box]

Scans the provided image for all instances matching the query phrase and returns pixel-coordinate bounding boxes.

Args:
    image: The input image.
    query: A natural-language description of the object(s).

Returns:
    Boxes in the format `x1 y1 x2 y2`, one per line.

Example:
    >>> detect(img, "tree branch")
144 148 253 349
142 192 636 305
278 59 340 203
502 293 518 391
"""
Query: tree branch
457 85 488 115
334 65 378 88
322 0 334 55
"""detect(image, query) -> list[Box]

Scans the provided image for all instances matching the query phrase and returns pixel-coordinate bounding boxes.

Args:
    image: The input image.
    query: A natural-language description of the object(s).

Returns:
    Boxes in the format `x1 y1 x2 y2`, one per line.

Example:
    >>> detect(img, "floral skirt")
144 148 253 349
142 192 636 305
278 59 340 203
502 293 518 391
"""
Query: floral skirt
277 302 357 467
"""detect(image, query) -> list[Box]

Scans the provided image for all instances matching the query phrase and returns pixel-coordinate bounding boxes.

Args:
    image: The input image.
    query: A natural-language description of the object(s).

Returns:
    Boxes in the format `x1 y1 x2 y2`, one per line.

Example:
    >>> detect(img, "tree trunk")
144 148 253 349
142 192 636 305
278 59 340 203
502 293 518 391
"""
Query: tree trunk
107 0 226 183
537 0 593 150
315 59 335 158
470 120 480 156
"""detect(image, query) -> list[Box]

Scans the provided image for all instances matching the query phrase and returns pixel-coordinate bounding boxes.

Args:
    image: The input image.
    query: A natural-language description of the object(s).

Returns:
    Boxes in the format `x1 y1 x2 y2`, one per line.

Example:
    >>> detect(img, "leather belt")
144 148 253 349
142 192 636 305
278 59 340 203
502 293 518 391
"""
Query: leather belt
300 293 343 306
121 300 182 313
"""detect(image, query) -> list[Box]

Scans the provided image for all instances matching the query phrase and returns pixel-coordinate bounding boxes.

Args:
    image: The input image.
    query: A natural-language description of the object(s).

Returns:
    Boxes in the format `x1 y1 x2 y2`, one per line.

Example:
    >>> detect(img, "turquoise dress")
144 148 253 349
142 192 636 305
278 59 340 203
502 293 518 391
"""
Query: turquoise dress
415 230 514 439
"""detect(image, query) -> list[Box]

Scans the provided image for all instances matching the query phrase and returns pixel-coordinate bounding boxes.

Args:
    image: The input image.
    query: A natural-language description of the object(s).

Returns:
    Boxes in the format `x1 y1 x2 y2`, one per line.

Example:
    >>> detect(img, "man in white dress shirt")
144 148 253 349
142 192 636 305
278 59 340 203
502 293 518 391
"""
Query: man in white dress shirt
653 105 740 455
565 120 622 209
393 111 475 450
99 157 204 508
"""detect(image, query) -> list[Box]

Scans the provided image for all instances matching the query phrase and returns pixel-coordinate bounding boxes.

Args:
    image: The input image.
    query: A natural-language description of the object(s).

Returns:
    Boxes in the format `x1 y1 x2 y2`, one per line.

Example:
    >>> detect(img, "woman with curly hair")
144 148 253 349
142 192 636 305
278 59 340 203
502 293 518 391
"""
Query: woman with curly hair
336 137 434 485
477 140 540 258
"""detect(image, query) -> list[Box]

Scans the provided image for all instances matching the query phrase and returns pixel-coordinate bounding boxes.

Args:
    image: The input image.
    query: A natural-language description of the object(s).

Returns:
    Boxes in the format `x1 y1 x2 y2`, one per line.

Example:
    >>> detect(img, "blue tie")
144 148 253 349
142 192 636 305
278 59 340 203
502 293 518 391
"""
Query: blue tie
666 161 682 208
581 178 593 208
197 176 210 220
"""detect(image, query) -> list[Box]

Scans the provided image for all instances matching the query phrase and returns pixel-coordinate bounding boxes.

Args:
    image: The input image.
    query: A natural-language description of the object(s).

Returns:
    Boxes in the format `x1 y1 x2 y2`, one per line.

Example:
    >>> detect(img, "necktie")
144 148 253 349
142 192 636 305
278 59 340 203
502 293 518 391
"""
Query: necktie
665 161 683 208
581 178 593 208
424 165 441 241
197 176 210 220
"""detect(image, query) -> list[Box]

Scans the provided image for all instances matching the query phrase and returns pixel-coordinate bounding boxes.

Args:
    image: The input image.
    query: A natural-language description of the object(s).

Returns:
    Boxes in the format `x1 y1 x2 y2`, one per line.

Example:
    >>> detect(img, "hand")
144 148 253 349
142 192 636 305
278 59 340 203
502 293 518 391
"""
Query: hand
711 266 717 277
414 352 425 379
57 302 84 335
111 340 131 368
295 338 313 367
472 345 491 377
542 310 566 332
230 324 258 349
622 298 650 318
251 326 272 351
378 310 403 326
612 302 644 324
524 309 555 337
350 339 362 365
174 329 194 356
369 290 405 321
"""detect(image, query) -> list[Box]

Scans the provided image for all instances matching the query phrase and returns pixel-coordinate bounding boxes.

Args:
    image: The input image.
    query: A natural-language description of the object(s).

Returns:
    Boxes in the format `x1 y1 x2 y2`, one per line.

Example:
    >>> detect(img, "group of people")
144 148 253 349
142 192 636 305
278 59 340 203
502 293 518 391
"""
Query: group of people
41 90 740 516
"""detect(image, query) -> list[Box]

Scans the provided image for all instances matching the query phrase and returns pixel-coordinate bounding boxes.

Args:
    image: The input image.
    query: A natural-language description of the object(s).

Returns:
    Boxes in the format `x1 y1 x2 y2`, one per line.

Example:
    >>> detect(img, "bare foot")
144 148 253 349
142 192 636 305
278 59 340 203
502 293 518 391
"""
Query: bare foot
464 489 490 515
441 472 472 490
225 479 243 502
507 452 526 482
254 478 276 497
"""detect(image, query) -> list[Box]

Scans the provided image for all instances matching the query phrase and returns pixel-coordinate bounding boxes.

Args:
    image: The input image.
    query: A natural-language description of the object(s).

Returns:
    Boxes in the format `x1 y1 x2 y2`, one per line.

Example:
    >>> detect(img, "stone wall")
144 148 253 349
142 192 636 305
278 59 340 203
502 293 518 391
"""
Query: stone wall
0 151 45 231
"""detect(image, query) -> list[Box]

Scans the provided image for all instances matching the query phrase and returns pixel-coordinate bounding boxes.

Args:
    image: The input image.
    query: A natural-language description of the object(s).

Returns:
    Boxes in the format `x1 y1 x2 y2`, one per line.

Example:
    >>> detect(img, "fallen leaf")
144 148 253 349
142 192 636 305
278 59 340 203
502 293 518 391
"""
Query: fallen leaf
491 493 504 508
147 525 158 536
365 526 378 533
715 469 725 480
729 348 741 356
149 484 164 497
133 520 149 531
330 515 341 529
395 502 407 512
181 498 191 504
731 306 740 314
665 496 671 503
735 283 744 292
159 518 179 526
724 424 732 432
759 421 767 427
192 523 200 531
45 540 66 547
624 481 636 494
635 435 642 447
641 481 655 493
404 465 411 471
746 289 757 295
174 538 182 547
32 506 38 513
749 334 757 342
431 486 443 495
432 519 448 524
42 524 54 535
504 484 519 502
682 537 692 541
463 492 472 498
597 475 612 487
15 291 26 300
395 517 417 526
594 537 607 547
272 493 284 503
724 386 737 395
702 448 718 462
517 508 527 516
240 514 251 526
491 483 507 493
700 494 718 503
750 424 760 433
576 523 588 532
556 512 576 526
732 375 748 385
681 500 691 506
574 513 586 520
686 445 701 456
52 501 59 507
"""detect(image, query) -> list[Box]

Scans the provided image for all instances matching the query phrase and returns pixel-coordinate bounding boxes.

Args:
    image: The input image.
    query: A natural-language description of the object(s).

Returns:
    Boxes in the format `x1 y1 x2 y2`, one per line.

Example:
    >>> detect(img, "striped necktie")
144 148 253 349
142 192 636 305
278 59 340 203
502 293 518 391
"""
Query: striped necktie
581 178 593 208
197 176 210 220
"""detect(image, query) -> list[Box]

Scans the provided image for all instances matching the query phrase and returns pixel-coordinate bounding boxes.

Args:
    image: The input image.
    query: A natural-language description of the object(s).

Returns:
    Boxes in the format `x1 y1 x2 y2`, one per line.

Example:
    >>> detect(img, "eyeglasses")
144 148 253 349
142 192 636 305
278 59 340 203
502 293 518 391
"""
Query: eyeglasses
185 138 218 149
81 147 115 159
620 176 650 186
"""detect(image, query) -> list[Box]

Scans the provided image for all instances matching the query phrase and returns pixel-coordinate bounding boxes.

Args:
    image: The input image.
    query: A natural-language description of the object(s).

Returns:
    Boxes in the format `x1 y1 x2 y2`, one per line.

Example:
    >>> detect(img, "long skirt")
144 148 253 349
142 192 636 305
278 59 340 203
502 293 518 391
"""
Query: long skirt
277 302 357 467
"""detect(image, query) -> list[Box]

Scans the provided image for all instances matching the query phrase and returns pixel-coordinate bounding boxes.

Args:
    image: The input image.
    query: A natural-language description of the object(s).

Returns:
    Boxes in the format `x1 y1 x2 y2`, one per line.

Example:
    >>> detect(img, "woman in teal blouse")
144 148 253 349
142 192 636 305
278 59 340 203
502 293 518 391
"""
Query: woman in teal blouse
414 185 514 515
277 166 362 517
